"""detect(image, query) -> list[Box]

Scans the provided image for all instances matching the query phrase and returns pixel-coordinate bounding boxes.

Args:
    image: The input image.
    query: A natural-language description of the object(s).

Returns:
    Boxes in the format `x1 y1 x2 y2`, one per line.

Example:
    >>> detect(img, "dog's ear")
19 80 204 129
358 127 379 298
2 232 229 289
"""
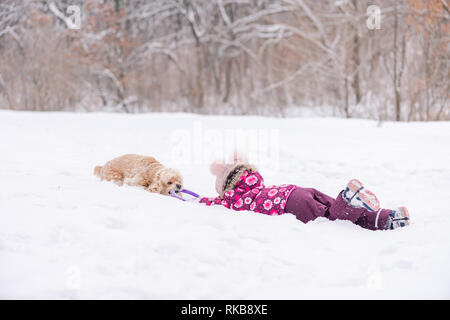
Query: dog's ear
147 170 163 193
148 181 162 193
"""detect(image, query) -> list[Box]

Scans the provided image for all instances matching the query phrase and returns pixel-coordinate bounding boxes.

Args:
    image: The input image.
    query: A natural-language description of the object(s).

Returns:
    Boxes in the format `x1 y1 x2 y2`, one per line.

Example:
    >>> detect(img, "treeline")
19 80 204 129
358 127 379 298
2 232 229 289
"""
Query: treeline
0 0 448 120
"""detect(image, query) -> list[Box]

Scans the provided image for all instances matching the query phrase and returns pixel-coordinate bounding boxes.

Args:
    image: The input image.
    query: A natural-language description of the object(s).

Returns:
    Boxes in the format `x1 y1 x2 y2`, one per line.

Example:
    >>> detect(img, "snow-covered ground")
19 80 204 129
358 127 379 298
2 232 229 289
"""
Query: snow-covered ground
0 110 449 299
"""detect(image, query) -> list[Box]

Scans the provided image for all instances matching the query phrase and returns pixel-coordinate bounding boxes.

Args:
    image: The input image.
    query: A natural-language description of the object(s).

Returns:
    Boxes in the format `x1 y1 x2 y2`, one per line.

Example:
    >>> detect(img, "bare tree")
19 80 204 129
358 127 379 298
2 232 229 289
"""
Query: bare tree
0 0 447 120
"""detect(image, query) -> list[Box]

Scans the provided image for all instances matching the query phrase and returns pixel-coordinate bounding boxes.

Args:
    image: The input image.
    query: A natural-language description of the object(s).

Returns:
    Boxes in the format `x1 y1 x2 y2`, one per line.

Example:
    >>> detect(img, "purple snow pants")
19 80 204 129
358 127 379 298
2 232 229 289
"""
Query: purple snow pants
284 187 392 231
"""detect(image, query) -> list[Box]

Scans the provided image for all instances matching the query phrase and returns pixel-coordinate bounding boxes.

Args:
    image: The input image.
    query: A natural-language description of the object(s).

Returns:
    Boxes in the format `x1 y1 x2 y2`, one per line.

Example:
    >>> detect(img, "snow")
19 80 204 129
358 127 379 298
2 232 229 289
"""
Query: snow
0 110 449 299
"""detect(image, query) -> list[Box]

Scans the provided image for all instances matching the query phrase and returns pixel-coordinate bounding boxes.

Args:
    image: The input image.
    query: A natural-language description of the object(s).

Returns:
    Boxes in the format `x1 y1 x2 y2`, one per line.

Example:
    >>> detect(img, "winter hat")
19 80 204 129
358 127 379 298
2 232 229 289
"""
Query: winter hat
210 152 257 197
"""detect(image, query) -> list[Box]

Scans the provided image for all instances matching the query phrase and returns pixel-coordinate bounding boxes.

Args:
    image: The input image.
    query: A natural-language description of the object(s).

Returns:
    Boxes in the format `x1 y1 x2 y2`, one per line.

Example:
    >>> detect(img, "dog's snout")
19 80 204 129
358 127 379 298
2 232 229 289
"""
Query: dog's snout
176 184 182 190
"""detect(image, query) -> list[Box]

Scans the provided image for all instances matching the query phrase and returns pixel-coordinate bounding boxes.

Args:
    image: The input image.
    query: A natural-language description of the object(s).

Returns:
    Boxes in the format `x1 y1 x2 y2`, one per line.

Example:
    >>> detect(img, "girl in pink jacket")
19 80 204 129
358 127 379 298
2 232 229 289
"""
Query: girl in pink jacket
199 157 410 231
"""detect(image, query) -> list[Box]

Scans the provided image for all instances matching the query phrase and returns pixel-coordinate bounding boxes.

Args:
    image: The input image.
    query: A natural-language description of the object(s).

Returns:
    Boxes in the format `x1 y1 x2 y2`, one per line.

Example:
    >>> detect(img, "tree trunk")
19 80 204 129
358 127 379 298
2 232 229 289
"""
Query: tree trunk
223 59 232 103
393 0 401 121
351 0 361 105
344 55 350 118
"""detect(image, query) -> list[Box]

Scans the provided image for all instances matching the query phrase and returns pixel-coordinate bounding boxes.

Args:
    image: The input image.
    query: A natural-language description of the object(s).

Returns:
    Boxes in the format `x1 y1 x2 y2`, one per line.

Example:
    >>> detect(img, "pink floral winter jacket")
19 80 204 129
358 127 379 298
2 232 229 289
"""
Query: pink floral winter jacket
199 170 297 216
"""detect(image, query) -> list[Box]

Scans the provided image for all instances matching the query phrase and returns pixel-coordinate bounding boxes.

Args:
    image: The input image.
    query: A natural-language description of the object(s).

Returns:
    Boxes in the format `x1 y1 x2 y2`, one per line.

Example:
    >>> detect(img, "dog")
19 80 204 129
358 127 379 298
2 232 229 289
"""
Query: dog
94 154 183 196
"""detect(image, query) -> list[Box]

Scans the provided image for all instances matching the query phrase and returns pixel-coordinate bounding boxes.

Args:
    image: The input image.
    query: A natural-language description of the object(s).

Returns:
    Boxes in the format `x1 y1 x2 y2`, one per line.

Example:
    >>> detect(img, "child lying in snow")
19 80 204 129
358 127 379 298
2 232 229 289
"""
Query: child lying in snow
198 154 410 231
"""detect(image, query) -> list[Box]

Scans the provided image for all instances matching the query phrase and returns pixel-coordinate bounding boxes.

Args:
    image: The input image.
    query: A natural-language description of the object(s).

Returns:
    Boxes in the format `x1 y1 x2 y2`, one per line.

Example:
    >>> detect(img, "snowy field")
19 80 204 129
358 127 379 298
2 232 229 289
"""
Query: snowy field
0 110 449 299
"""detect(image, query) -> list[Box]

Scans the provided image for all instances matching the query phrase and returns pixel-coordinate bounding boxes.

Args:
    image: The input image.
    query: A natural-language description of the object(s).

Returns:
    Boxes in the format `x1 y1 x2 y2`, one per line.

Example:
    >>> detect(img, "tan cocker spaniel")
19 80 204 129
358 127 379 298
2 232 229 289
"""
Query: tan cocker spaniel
94 154 183 196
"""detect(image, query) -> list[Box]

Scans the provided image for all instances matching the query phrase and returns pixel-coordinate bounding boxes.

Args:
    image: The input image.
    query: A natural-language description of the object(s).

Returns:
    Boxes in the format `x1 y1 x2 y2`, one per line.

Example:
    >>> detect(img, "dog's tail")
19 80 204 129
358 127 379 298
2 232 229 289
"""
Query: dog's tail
94 165 103 178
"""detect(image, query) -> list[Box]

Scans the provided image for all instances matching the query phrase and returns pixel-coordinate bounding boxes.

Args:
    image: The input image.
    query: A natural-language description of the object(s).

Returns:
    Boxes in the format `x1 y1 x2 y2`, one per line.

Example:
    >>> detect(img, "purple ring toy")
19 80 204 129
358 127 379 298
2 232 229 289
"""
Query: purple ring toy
170 189 200 201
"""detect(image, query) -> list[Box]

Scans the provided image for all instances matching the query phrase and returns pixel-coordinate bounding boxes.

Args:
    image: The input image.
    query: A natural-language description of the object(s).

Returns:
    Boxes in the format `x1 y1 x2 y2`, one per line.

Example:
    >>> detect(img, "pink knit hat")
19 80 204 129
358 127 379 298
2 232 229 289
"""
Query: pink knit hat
210 152 256 196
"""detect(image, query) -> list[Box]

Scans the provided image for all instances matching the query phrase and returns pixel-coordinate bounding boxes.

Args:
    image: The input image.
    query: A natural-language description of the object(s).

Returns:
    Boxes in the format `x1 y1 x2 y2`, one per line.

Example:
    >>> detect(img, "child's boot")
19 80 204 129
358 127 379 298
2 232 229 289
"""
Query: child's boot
385 207 411 229
342 179 380 211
